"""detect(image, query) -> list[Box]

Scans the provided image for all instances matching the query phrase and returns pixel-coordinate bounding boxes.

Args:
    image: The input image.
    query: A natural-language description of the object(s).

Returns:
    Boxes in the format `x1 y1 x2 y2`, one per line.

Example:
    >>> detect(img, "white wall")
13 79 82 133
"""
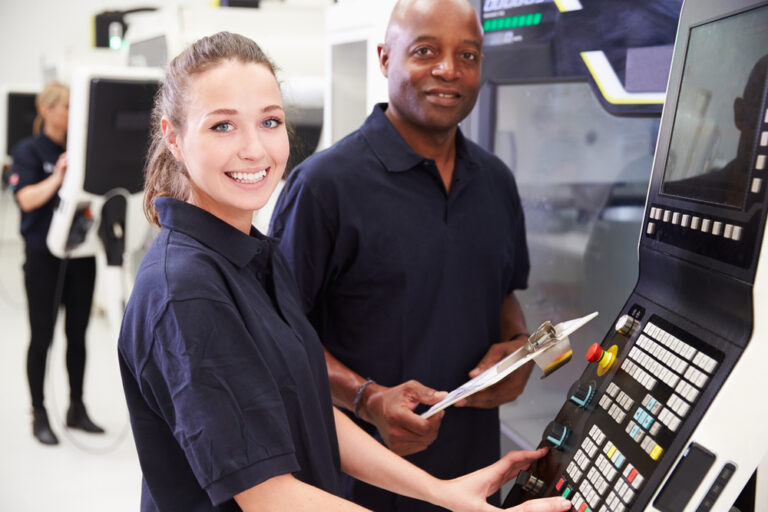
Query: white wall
0 0 176 88
0 0 332 90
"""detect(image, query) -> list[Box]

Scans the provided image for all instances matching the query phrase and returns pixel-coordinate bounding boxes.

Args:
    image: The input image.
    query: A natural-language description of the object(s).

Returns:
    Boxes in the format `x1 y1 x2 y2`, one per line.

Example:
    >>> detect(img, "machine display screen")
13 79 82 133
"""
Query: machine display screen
83 78 157 195
6 92 37 157
661 4 768 208
481 0 557 47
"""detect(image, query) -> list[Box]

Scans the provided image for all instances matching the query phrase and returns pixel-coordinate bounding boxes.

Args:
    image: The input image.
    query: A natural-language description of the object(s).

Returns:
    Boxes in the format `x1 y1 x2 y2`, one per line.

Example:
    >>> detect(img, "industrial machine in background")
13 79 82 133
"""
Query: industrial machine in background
1 85 39 187
497 0 768 510
47 66 161 329
471 0 683 451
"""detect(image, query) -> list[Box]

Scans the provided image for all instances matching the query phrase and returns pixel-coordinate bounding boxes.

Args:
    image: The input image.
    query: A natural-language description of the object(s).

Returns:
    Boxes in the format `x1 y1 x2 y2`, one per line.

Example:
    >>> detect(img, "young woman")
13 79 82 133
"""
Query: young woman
118 31 572 512
10 81 104 446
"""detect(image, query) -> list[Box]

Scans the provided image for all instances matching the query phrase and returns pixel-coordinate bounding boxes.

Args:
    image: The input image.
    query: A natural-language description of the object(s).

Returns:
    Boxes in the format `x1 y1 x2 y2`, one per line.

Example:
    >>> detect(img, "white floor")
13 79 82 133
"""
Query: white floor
0 188 142 511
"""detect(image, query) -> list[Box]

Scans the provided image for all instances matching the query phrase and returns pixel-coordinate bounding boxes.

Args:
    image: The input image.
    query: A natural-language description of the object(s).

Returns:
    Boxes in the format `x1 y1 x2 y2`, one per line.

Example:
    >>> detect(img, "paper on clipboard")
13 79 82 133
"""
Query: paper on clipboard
420 348 539 419
421 312 598 419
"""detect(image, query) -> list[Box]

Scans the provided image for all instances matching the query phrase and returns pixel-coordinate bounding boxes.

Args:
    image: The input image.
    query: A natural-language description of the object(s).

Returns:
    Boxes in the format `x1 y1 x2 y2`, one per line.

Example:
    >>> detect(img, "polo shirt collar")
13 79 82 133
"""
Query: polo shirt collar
39 132 65 152
155 197 272 269
361 103 478 173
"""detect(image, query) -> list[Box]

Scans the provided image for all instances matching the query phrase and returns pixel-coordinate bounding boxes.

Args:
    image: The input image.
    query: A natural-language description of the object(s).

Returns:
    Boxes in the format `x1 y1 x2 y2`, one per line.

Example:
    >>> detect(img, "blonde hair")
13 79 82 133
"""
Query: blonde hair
143 31 279 227
34 81 69 135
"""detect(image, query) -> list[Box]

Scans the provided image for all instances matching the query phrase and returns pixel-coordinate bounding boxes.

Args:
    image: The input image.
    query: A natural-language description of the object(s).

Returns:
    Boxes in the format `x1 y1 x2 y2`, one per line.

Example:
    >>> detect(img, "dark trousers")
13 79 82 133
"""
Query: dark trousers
24 249 96 409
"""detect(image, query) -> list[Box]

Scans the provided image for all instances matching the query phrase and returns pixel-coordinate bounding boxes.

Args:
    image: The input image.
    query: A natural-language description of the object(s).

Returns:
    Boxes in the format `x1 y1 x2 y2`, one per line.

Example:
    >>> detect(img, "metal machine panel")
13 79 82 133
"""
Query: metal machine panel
47 66 162 260
502 1 768 510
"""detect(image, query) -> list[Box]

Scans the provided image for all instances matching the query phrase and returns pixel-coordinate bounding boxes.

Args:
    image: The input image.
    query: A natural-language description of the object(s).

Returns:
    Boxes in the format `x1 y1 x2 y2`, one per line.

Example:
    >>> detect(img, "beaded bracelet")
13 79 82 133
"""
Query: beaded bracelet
353 379 376 418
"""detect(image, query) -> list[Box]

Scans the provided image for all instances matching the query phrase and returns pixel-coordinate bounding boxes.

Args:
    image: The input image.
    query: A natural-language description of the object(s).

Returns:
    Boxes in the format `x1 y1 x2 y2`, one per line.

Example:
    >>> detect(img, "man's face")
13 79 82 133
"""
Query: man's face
380 1 483 135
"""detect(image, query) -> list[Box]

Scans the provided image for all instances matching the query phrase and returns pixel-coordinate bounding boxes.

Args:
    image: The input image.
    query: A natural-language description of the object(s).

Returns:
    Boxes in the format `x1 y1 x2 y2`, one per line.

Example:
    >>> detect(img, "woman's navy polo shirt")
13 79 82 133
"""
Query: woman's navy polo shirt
270 104 530 488
9 133 64 250
118 197 340 511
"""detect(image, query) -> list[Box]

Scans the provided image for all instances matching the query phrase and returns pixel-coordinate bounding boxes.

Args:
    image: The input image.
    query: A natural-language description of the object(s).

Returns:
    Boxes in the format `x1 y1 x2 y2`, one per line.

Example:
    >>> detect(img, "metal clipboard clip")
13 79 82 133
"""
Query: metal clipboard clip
421 312 598 419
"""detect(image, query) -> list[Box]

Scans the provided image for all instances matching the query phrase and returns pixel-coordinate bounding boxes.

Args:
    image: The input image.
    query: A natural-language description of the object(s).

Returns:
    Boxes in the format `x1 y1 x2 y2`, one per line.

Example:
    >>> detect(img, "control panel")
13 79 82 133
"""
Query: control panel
503 1 768 510
503 296 745 511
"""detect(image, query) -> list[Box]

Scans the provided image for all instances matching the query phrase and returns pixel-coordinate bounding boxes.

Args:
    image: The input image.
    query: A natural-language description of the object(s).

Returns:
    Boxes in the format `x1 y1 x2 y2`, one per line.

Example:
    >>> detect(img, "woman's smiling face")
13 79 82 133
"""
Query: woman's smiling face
163 59 289 233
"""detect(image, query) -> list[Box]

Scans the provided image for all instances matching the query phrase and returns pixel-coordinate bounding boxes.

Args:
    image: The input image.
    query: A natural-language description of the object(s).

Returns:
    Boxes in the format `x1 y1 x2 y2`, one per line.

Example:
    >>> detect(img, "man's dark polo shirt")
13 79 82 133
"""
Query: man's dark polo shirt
119 198 341 511
270 103 529 509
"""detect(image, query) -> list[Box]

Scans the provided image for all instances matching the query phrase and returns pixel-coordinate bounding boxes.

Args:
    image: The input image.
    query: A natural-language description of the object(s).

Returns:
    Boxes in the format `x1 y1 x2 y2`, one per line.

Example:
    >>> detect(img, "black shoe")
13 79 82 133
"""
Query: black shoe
32 408 59 445
66 402 106 434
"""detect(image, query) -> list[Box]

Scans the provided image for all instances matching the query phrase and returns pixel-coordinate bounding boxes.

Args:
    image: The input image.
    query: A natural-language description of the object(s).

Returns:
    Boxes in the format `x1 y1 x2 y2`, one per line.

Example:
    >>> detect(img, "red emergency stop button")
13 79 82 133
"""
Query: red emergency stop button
586 343 618 376
586 343 604 363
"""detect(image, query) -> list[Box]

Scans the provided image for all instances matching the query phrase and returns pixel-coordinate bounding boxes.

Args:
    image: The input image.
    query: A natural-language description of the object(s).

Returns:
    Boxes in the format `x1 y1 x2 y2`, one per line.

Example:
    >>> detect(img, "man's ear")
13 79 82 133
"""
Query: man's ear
377 43 390 78
161 117 184 163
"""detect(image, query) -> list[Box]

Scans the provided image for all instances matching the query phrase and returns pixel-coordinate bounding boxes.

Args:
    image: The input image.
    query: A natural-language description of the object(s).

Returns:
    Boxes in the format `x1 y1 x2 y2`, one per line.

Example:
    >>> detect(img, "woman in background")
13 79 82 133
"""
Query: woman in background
9 81 104 446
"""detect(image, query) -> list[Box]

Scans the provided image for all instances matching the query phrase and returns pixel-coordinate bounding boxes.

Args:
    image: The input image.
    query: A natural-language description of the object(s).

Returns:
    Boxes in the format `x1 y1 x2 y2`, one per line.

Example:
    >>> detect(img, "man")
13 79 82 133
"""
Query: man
270 0 533 509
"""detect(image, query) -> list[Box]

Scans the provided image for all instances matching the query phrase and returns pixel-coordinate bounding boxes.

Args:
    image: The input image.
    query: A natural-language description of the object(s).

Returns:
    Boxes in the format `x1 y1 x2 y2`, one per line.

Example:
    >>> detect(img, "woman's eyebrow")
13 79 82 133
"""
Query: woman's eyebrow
204 108 238 118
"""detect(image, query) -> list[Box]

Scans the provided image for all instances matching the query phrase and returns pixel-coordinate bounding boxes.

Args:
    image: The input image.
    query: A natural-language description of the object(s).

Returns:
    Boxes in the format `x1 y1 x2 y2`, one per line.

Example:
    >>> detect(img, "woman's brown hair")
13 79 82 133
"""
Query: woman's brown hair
143 31 279 227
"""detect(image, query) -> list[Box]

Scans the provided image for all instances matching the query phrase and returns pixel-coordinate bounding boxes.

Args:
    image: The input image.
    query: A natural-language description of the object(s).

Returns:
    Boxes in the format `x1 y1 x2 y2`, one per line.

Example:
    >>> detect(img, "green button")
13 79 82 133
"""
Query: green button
562 487 571 499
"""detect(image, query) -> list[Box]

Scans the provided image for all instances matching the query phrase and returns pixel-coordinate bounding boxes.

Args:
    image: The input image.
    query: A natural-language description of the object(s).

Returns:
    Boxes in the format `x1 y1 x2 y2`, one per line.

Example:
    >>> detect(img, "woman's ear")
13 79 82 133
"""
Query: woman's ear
38 103 52 120
161 117 184 163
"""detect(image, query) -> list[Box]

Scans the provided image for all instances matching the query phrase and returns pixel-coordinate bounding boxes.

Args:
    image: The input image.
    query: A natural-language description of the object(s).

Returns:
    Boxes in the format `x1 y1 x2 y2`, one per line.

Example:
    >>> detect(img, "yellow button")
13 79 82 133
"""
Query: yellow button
607 445 616 458
650 445 663 461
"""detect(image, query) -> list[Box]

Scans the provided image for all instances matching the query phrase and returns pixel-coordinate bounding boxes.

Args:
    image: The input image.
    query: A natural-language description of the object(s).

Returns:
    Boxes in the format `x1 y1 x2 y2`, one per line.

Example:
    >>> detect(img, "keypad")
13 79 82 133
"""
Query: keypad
548 316 721 510
561 425 644 512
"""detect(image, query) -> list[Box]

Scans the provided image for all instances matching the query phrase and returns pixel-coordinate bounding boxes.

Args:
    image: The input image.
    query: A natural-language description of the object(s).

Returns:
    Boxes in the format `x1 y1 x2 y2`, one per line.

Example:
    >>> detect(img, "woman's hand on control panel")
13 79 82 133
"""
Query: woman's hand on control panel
434 447 573 512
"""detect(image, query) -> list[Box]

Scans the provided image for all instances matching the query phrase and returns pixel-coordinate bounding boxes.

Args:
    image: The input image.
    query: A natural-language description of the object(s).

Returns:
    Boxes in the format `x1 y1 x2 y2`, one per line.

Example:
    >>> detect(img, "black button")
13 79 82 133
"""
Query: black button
255 247 263 254
698 499 713 511
718 463 736 481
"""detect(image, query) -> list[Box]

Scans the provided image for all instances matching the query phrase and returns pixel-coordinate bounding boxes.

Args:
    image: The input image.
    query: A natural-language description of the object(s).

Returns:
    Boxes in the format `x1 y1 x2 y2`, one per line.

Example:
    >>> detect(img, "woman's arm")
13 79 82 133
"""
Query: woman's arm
234 408 571 512
15 153 66 212
334 408 572 512
235 473 370 512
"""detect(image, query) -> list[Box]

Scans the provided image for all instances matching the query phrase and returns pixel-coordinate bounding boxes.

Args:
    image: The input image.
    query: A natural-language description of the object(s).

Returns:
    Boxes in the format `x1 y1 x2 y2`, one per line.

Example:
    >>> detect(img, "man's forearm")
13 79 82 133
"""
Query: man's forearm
500 292 528 341
324 348 369 413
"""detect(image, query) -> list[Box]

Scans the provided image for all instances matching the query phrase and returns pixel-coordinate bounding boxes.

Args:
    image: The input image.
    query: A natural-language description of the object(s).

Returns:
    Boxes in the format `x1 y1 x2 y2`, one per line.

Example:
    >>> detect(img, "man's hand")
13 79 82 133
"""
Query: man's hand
456 338 533 409
359 380 447 456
